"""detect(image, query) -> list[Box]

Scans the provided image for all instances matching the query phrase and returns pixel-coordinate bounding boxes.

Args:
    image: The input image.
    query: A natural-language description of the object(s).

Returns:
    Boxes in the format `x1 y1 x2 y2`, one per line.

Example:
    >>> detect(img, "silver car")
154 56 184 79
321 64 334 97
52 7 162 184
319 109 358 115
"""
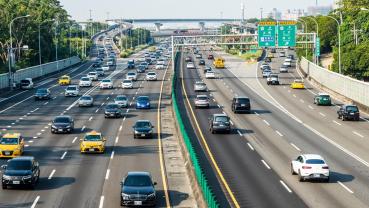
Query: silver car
195 95 210 108
78 95 94 107
114 95 128 108
194 81 207 92
65 85 79 97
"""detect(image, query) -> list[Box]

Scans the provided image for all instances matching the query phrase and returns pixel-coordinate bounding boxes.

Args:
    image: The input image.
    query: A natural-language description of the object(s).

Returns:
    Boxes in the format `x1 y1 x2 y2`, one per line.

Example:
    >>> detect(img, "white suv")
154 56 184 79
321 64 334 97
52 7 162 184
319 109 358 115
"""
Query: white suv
126 72 137 81
65 85 79 97
291 154 330 182
79 77 92 87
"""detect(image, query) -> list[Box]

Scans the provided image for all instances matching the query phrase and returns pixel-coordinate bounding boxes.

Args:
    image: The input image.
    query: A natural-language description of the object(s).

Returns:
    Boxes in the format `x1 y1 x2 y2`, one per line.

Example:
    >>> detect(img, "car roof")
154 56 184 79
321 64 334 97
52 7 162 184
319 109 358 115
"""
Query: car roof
318 93 329 96
86 130 101 136
55 115 72 119
344 104 357 107
11 156 34 161
2 133 21 138
127 171 151 177
213 113 228 117
301 154 324 160
196 95 208 97
136 120 151 123
234 96 249 99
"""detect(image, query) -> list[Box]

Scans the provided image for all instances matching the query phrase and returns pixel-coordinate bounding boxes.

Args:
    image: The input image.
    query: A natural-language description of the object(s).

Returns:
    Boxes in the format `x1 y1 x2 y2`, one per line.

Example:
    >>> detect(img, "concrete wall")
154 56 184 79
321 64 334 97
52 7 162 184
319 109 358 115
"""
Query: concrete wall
0 56 81 89
300 57 369 108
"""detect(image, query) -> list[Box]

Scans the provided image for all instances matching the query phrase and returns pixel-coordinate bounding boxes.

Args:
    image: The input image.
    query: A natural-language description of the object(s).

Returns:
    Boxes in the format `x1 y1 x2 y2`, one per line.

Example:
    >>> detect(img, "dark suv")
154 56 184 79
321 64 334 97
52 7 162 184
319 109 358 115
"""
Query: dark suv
2 156 40 189
232 97 251 113
104 103 123 118
209 114 231 134
337 105 360 121
51 115 74 133
35 88 51 100
133 120 154 139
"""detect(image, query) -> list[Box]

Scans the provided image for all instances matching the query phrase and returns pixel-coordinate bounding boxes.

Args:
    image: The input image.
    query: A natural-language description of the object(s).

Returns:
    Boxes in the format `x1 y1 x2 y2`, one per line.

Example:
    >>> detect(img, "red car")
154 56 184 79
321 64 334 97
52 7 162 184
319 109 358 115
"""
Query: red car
208 54 214 60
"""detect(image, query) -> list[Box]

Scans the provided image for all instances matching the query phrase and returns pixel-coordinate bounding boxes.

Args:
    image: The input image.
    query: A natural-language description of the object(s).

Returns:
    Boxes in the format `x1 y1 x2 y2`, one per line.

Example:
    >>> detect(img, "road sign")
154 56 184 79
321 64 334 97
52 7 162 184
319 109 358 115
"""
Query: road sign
316 37 320 56
277 21 297 47
258 22 276 47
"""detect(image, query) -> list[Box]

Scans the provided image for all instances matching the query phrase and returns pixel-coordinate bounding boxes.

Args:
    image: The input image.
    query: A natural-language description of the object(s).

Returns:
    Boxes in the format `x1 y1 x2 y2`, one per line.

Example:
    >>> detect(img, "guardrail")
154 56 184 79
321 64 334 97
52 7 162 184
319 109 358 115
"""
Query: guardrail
0 56 81 90
300 57 369 108
172 52 219 208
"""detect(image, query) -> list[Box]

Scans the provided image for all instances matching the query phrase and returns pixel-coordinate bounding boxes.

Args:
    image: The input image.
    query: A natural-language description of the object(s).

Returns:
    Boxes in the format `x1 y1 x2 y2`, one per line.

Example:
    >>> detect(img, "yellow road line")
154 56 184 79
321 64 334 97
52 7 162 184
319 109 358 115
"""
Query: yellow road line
180 56 241 208
158 61 171 208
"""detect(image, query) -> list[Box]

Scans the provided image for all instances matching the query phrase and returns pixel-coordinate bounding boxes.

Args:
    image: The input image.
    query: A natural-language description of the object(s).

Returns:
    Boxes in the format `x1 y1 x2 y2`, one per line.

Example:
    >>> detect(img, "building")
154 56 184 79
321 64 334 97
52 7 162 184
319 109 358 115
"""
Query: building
307 5 333 16
282 9 306 20
267 8 282 20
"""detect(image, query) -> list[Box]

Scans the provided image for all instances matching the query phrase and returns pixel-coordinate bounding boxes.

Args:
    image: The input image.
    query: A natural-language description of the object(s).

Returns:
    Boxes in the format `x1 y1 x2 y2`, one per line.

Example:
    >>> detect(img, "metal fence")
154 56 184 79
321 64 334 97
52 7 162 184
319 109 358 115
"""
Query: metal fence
300 57 369 107
0 56 81 89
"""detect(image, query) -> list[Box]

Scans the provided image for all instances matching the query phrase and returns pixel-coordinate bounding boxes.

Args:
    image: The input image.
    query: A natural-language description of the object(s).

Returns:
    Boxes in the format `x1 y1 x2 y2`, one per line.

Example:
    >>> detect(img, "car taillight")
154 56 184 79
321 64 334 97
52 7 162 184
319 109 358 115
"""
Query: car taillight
322 166 329 169
302 166 312 169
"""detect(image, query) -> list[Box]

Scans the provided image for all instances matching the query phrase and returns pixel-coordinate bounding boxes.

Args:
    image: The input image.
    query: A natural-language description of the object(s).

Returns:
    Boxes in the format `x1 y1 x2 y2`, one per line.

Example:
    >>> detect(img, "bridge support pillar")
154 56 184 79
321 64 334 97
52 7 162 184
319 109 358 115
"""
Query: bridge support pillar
199 22 205 32
154 23 163 32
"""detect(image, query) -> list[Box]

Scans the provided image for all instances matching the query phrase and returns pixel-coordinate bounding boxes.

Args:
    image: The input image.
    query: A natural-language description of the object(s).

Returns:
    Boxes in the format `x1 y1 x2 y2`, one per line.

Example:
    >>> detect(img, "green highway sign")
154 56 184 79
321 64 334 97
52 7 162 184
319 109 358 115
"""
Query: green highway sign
258 22 276 47
316 37 321 56
277 21 297 47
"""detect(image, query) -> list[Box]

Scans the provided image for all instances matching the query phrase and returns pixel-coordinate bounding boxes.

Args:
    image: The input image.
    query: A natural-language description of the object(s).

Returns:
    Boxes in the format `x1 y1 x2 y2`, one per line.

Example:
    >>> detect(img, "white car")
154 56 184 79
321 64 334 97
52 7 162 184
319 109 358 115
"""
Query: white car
260 63 269 70
121 79 133 89
291 154 330 182
194 81 207 92
186 62 195 69
100 79 114 89
157 59 166 65
65 85 79 97
283 62 292 67
194 95 210 108
280 67 288 73
102 65 109 71
114 95 128 108
79 77 92 87
146 72 157 81
205 70 216 79
155 64 165 70
285 58 292 63
78 95 94 107
87 72 98 81
262 70 272 78
126 72 137 81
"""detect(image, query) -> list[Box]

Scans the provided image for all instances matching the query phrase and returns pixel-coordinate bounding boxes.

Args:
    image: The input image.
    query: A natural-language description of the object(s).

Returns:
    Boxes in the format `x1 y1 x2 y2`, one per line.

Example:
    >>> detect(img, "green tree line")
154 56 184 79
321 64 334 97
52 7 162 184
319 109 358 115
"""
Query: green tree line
117 28 152 58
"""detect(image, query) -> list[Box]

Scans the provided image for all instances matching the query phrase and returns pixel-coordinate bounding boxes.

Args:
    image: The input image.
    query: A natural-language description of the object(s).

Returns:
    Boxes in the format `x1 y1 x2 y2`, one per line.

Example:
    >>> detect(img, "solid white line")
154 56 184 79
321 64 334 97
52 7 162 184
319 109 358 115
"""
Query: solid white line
89 116 93 121
99 196 104 208
30 196 40 208
319 112 326 117
110 151 115 159
333 120 342 126
237 130 242 136
119 125 123 131
263 120 270 126
247 142 254 151
48 169 56 180
72 136 78 143
353 131 364 138
280 180 293 193
60 151 67 160
338 181 354 194
105 169 110 180
115 136 119 144
276 130 283 137
261 160 271 169
81 126 86 132
290 143 301 151
308 105 314 110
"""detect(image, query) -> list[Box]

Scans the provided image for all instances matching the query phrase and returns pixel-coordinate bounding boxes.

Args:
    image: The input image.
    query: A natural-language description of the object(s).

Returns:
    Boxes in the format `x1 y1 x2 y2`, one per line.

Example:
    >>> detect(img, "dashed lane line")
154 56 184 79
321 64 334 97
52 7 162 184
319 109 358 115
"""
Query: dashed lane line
338 181 354 194
247 142 255 151
353 131 364 138
48 169 56 180
261 160 271 170
30 196 40 208
60 151 67 160
280 180 293 193
290 143 302 151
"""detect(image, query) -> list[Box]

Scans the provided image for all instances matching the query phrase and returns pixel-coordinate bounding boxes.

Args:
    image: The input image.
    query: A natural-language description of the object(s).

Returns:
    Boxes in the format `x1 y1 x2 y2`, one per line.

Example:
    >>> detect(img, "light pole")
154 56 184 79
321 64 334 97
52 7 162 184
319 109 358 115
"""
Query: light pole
297 19 308 58
39 19 55 76
8 14 30 89
305 16 319 64
326 15 341 74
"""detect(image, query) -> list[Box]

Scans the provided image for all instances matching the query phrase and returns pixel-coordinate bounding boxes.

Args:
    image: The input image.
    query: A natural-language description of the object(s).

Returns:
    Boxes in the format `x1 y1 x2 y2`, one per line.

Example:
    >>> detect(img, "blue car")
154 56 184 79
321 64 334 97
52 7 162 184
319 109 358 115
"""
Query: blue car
136 96 151 109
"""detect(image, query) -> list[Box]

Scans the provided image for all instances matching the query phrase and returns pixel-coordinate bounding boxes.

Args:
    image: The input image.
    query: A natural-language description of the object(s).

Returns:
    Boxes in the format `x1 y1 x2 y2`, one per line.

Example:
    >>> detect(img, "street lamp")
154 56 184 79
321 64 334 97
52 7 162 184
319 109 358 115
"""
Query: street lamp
305 16 319 64
8 14 31 90
297 19 308 58
326 15 341 74
39 19 55 76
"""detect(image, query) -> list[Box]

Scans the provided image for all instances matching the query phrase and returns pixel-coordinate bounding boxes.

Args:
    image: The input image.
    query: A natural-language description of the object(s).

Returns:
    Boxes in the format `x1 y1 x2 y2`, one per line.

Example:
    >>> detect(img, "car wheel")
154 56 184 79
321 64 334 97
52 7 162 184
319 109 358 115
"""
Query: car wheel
298 171 304 182
291 165 296 175
341 116 345 121
325 177 330 183
2 184 7 189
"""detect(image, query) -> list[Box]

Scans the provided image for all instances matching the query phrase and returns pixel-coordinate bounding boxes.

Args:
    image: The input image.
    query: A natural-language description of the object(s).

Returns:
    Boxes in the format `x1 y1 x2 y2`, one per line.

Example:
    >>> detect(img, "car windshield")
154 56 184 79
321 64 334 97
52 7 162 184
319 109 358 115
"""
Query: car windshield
135 121 151 128
124 175 152 187
80 96 92 100
84 134 102 141
36 89 47 93
21 80 30 84
123 80 131 84
102 80 111 83
89 72 96 75
215 116 229 122
54 117 71 123
137 97 149 102
306 159 325 164
81 78 90 81
0 138 18 145
346 106 358 112
7 160 32 171
197 96 208 100
116 96 127 101
128 60 134 64
320 95 330 99
148 72 156 75
236 98 250 104
106 104 118 109
207 71 214 74
61 77 69 80
67 86 77 90
128 73 135 76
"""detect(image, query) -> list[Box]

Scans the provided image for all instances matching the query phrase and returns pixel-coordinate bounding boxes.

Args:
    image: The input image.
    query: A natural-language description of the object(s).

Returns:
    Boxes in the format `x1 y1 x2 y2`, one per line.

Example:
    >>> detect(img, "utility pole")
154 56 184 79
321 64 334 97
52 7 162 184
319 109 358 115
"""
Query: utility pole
89 9 93 37
260 8 263 20
241 3 245 23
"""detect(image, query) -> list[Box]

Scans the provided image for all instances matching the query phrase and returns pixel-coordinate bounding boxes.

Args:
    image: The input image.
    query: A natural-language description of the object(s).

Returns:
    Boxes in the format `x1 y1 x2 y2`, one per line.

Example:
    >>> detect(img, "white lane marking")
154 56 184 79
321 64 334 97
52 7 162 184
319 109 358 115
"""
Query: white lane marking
95 109 99 113
115 136 119 144
261 160 271 170
333 120 342 126
290 143 301 151
30 196 40 208
308 105 314 110
280 180 293 193
11 123 15 125
292 94 297 98
33 136 38 139
81 126 86 132
263 120 270 126
126 109 130 113
41 129 45 132
230 120 234 125
299 99 304 103
7 126 11 128
123 117 126 121
237 130 243 136
72 136 78 143
28 140 34 143
247 143 254 151
25 144 30 147
60 151 67 160
48 169 56 180
0 97 34 114
101 102 105 106
276 130 283 137
89 116 93 121
319 112 326 117
105 169 110 180
106 97 110 100
19 117 24 120
44 126 48 129
44 102 49 105
99 196 104 208
110 151 115 159
37 132 42 136
254 112 260 116
353 131 364 138
119 125 123 131
338 181 354 194
217 104 221 108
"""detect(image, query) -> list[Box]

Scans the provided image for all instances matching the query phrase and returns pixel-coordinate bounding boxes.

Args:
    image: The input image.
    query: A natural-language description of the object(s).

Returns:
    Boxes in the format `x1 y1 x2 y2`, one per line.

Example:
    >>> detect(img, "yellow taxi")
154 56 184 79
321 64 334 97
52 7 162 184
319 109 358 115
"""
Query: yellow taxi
80 131 106 153
58 75 71 85
290 79 305 89
0 133 24 158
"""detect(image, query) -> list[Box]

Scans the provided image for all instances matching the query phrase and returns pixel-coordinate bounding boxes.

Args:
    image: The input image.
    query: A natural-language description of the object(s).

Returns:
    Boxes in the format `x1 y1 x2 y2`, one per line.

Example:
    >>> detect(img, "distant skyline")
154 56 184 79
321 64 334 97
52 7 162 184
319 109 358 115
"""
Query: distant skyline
59 0 335 22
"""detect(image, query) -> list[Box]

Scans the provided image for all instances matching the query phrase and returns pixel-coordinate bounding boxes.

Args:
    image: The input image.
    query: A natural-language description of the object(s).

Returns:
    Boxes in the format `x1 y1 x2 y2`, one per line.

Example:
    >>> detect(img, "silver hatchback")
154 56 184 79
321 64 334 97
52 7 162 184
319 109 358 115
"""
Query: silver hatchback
194 81 207 92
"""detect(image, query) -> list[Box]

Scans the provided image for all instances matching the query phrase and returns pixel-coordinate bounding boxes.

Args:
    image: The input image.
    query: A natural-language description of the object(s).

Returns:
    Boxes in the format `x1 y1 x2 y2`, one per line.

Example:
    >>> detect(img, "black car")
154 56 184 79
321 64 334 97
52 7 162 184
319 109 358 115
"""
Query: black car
137 65 146 73
133 120 154 138
337 105 360 121
199 59 205 65
2 156 40 189
287 54 294 60
51 115 74 133
104 103 123 118
120 171 157 207
34 88 51 100
209 114 231 134
232 96 251 113
204 66 212 73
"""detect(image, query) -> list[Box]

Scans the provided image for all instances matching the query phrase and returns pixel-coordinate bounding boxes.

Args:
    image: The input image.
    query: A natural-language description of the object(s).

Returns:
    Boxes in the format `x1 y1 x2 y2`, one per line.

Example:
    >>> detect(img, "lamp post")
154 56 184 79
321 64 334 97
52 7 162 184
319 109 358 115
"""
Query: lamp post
305 16 319 64
326 15 341 74
8 15 31 90
297 19 308 58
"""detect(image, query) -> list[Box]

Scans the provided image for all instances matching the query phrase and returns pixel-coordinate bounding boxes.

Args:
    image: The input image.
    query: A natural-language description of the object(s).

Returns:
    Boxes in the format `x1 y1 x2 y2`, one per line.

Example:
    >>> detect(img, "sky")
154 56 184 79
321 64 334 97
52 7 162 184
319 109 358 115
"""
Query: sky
59 0 335 22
